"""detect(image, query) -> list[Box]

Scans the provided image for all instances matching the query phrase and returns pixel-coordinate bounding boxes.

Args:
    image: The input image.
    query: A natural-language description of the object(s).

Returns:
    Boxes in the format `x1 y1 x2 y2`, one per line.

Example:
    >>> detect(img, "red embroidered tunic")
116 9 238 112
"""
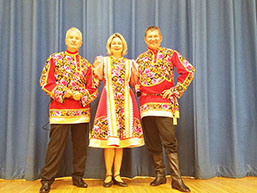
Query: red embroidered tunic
136 47 195 125
40 50 98 124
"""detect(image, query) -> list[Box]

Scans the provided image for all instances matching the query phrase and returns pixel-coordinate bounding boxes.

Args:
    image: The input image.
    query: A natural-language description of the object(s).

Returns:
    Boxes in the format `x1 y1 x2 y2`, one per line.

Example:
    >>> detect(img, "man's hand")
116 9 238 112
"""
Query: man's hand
72 91 82 101
93 56 104 69
162 88 176 99
93 56 104 81
64 90 73 98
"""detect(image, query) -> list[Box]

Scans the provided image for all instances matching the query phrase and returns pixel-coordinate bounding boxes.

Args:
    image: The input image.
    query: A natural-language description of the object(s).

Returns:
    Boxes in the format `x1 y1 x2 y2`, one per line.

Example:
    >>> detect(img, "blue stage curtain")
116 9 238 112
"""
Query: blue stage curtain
0 0 256 180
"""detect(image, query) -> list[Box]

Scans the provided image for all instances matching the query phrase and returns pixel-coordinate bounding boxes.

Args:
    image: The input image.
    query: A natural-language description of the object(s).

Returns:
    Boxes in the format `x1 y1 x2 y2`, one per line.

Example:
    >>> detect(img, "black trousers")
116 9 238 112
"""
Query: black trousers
40 123 88 184
142 116 178 155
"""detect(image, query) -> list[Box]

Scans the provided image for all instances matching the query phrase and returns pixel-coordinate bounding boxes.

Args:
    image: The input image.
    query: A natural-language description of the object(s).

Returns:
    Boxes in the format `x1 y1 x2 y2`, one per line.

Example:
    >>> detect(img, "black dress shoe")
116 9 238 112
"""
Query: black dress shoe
103 175 113 188
113 175 128 187
39 183 51 193
72 178 88 188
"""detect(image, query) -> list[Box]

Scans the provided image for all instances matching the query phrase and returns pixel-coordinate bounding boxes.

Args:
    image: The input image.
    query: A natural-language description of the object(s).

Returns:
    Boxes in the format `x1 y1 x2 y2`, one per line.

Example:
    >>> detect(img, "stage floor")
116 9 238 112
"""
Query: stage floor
0 176 257 193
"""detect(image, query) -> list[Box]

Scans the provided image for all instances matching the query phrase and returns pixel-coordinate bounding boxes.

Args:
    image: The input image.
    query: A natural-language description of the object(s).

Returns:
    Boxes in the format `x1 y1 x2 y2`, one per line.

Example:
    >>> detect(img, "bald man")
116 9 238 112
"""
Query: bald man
39 27 98 193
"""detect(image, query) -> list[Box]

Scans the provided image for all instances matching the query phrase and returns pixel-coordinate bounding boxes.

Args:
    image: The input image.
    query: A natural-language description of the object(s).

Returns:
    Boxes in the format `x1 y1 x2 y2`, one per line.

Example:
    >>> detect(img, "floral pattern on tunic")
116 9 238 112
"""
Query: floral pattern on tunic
136 48 195 98
136 48 195 124
40 52 98 104
137 48 174 86
49 109 90 117
40 51 98 123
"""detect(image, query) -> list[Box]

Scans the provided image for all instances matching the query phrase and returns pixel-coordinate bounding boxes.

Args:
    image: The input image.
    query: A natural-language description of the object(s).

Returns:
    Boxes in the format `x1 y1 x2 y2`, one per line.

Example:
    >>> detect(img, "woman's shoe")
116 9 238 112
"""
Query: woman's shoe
103 175 113 188
113 174 128 187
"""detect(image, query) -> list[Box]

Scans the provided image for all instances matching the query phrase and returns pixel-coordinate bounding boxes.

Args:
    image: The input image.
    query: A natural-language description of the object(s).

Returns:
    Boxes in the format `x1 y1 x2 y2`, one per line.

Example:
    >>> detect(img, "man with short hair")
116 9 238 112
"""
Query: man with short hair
39 27 98 193
136 26 195 192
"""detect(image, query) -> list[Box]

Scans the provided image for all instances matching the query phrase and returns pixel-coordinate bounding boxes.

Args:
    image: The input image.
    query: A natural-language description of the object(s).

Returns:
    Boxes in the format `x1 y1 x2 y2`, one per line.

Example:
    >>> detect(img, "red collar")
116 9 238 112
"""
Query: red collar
66 50 79 55
148 47 159 55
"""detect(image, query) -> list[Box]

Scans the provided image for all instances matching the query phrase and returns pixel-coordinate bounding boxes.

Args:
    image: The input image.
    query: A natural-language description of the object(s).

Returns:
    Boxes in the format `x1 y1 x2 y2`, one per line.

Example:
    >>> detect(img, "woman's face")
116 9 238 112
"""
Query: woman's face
110 37 123 56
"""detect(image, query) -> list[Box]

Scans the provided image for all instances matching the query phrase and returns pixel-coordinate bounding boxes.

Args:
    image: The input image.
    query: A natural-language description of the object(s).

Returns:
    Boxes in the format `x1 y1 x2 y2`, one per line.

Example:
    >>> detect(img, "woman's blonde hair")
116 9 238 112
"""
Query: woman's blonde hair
106 33 127 56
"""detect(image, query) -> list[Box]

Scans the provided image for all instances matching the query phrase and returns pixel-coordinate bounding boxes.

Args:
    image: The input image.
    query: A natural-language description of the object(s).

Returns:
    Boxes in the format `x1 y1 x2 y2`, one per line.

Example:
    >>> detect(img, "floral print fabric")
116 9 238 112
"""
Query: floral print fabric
136 47 195 124
138 48 174 86
40 51 98 124
89 56 144 148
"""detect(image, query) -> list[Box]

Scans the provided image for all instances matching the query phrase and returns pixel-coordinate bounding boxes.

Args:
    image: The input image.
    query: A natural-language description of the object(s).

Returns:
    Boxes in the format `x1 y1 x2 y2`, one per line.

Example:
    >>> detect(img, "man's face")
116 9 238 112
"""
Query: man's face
144 30 162 50
65 29 82 52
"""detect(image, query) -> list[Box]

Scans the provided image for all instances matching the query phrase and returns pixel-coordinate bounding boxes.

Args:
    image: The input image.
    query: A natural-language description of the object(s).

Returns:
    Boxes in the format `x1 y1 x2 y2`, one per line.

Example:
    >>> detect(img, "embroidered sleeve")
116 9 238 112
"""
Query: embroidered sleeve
171 50 195 98
130 60 139 88
135 55 144 94
80 62 98 107
40 54 67 103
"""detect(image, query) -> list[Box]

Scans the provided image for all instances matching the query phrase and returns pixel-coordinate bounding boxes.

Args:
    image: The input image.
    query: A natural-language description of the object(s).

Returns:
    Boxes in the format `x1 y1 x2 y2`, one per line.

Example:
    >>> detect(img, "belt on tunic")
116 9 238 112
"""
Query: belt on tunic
141 93 162 96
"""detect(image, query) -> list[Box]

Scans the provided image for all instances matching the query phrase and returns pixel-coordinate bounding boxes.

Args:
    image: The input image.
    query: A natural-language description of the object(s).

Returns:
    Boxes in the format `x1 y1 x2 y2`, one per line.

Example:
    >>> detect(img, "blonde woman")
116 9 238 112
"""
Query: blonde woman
89 33 144 187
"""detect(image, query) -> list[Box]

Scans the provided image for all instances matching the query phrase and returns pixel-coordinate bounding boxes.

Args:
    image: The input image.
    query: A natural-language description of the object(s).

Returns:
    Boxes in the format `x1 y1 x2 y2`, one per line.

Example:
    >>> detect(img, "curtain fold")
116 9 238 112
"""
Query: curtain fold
0 0 256 180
